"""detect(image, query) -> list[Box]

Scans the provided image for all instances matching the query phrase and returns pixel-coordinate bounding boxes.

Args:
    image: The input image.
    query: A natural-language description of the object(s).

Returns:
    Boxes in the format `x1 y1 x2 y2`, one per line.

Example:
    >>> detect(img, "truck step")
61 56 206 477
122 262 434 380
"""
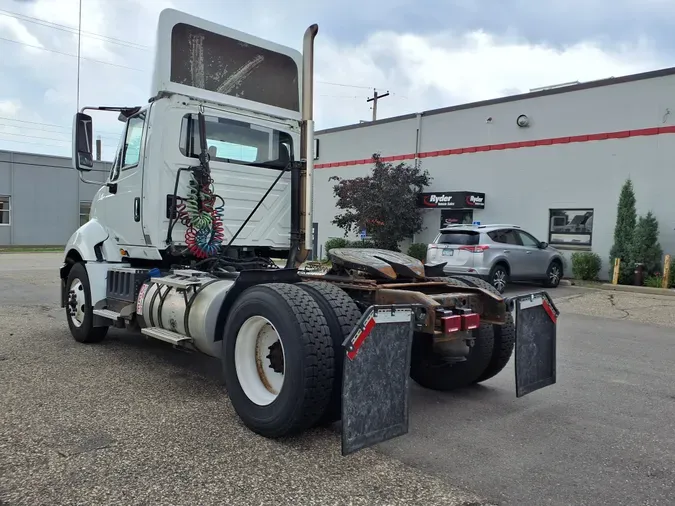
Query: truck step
93 309 122 320
151 276 203 289
141 327 192 346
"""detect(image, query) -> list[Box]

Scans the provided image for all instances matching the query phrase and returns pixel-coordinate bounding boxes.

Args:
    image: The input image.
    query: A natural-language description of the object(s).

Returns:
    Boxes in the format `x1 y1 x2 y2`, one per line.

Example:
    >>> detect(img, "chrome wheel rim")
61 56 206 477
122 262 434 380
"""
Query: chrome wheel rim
67 278 86 327
549 265 561 285
492 270 506 292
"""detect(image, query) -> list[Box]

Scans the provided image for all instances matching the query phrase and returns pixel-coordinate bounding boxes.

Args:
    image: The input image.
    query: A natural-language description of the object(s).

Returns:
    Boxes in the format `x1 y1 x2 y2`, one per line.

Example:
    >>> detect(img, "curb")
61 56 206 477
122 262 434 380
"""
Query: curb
569 282 675 297
598 283 675 297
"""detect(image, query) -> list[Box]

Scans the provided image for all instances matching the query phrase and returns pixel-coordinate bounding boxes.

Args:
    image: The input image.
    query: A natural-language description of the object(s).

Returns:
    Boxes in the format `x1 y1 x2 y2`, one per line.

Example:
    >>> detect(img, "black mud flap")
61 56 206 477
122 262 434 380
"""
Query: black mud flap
340 305 417 456
511 292 559 398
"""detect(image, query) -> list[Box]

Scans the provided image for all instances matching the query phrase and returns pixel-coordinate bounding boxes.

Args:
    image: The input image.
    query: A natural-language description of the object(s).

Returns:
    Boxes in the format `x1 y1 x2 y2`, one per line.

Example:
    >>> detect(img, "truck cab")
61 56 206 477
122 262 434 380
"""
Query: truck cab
65 8 314 274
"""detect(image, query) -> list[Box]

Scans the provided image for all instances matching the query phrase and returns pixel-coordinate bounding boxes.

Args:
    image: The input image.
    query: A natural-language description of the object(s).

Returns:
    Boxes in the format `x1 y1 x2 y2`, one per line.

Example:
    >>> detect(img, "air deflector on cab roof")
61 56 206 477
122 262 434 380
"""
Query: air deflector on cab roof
169 22 300 112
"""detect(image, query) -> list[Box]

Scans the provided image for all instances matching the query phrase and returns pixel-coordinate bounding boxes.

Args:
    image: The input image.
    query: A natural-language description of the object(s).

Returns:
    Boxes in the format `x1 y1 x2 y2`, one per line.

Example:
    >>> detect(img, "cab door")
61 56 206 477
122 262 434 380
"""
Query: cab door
94 110 148 246
515 229 550 278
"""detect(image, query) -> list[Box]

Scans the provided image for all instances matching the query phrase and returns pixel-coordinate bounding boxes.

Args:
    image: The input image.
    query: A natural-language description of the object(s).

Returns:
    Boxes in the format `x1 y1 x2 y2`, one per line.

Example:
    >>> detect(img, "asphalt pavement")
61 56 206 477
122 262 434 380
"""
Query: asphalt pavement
2 253 675 506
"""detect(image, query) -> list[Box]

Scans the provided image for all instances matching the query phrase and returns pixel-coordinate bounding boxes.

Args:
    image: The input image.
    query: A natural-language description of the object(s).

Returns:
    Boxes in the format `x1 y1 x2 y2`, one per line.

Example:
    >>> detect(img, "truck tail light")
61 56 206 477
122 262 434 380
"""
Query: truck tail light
458 245 489 253
441 315 462 333
462 313 480 330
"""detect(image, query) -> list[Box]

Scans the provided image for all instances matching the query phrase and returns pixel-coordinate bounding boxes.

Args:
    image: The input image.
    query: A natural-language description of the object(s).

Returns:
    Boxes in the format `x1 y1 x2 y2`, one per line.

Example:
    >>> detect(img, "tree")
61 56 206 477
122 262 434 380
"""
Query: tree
630 211 663 275
329 153 431 251
608 178 637 283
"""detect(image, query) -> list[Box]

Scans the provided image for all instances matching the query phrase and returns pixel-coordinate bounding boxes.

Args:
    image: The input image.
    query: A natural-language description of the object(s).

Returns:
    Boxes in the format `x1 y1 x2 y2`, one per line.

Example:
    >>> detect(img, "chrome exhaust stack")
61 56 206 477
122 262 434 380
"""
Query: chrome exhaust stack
298 24 318 265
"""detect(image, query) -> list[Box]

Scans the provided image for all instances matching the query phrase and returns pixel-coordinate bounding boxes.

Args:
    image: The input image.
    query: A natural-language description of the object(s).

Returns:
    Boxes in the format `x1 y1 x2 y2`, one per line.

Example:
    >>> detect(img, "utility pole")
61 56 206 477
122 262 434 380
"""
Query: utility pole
366 88 389 121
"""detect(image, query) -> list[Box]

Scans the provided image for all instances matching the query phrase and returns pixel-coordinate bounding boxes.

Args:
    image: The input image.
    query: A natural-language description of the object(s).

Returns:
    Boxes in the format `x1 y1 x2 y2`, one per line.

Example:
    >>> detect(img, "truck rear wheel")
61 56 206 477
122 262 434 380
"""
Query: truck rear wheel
65 262 108 344
410 277 495 391
297 281 362 425
222 283 335 438
449 275 516 383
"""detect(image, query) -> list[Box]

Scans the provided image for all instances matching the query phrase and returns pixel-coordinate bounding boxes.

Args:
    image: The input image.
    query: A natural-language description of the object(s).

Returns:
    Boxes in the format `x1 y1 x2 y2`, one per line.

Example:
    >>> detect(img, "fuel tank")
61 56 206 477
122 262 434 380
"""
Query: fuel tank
137 269 235 358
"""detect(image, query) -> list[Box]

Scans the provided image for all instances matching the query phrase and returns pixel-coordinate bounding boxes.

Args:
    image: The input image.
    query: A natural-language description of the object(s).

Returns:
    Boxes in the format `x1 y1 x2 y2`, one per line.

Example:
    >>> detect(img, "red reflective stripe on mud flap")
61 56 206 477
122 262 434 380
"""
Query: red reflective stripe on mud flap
346 315 377 361
541 299 557 324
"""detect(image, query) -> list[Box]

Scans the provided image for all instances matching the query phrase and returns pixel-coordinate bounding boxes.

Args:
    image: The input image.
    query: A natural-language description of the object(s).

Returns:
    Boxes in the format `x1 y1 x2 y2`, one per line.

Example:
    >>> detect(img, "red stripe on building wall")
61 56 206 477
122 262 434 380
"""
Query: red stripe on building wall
314 125 675 169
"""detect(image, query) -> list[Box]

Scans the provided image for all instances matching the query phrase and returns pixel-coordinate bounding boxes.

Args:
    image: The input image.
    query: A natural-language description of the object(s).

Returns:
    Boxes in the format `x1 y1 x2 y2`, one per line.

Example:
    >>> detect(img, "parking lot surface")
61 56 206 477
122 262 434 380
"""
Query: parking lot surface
2 253 675 506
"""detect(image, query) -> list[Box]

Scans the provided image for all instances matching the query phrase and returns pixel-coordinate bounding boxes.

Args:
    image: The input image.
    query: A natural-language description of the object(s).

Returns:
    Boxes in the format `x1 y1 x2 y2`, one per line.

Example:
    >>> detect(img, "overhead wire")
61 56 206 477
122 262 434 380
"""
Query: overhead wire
0 8 390 90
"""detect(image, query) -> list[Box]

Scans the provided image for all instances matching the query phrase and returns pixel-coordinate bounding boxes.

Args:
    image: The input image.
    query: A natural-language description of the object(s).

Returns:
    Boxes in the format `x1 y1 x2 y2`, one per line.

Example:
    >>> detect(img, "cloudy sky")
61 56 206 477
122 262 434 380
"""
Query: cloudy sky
0 0 672 160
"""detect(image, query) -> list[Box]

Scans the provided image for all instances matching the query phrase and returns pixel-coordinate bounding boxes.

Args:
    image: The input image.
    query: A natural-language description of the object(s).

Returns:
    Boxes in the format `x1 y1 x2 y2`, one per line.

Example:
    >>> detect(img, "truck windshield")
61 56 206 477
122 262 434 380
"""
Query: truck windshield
179 113 293 170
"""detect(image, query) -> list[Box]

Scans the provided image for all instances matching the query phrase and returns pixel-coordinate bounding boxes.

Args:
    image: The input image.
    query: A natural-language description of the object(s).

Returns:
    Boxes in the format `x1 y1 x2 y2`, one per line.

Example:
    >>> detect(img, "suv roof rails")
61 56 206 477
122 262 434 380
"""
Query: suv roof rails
439 223 522 232
475 224 522 229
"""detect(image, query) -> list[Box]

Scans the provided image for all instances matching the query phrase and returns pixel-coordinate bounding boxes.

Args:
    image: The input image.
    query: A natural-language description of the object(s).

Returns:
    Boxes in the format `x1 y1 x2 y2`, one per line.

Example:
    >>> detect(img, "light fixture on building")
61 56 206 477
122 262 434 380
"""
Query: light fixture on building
516 114 530 127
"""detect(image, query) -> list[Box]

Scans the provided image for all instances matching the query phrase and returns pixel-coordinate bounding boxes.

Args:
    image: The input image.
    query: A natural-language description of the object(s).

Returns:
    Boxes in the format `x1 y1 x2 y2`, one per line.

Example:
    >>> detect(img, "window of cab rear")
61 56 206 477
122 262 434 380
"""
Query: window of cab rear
435 231 480 245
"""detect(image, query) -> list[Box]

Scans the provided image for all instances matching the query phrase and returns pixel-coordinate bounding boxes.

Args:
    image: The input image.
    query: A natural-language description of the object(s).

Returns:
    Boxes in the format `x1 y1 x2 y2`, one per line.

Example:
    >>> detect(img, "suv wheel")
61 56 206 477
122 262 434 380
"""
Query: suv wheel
488 264 508 293
544 260 562 288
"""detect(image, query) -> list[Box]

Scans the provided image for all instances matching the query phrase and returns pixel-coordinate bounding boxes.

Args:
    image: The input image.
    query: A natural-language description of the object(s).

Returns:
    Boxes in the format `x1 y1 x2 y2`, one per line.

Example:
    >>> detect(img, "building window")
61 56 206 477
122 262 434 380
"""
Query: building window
0 196 10 225
549 209 593 247
80 201 91 227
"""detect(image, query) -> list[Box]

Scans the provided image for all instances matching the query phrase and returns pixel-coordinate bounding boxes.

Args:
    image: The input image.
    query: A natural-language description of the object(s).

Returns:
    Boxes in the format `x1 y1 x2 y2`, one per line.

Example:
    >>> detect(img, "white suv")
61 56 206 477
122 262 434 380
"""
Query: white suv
426 224 565 293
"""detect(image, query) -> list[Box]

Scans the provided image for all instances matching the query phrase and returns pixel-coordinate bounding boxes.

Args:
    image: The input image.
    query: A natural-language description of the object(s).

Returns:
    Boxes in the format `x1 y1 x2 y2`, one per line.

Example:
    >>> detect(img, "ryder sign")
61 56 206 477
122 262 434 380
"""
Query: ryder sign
417 191 486 210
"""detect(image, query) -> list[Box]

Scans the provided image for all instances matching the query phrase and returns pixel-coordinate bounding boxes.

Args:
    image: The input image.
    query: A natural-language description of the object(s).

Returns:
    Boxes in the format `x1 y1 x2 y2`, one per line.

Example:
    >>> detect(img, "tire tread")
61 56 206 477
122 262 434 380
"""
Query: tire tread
449 275 515 382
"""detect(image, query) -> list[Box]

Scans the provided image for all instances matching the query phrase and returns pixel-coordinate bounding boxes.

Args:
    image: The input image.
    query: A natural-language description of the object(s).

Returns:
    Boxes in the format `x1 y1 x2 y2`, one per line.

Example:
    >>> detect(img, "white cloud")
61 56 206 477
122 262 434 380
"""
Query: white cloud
313 30 661 127
0 98 21 117
0 0 668 158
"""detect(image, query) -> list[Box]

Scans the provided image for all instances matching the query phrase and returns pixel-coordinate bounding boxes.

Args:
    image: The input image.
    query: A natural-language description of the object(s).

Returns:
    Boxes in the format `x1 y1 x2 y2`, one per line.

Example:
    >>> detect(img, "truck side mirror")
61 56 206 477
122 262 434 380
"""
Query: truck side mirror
72 112 94 172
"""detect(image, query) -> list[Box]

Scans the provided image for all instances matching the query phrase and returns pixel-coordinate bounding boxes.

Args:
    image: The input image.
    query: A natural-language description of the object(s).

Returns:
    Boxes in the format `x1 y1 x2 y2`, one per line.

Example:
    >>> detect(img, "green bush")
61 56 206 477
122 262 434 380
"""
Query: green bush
630 211 662 275
670 258 675 288
571 251 602 281
407 243 428 261
644 275 664 288
324 237 349 254
608 178 637 284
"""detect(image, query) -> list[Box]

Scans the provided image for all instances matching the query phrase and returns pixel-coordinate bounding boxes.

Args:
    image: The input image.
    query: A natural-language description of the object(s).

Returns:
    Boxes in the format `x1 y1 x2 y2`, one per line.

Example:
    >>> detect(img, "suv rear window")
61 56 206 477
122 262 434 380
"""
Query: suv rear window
436 231 480 245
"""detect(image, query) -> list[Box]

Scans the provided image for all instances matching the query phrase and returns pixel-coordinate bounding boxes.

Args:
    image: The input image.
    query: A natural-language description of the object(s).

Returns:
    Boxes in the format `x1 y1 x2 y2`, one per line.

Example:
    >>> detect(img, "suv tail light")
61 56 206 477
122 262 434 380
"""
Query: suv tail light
458 245 489 253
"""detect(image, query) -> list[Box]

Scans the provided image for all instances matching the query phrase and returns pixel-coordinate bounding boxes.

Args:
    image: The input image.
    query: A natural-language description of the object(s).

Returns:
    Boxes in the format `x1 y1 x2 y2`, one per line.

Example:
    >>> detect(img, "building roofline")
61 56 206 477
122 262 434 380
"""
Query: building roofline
0 148 111 171
315 65 675 136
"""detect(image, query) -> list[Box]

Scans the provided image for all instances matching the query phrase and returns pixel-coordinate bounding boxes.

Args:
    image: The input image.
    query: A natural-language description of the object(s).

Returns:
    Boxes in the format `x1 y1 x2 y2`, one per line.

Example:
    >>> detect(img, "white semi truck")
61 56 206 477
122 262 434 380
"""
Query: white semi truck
60 9 559 455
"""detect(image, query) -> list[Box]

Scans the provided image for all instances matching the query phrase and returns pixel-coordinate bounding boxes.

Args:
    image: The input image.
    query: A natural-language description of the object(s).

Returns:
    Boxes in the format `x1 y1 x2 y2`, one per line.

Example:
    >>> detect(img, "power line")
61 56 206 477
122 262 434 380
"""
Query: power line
0 8 149 50
0 117 121 139
0 129 117 146
0 122 120 142
0 8 387 91
0 138 75 150
0 36 145 72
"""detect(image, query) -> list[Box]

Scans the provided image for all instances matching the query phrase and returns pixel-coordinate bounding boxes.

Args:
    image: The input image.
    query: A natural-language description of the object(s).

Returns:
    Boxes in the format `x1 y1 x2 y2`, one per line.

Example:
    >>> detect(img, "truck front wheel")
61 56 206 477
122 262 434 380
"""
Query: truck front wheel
222 283 335 438
65 262 108 344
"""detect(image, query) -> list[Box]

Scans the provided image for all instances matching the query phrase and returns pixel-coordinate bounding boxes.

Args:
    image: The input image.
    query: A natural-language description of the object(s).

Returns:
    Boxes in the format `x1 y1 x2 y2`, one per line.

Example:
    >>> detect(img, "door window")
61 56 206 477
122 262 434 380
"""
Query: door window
517 231 540 248
122 113 146 168
488 229 520 245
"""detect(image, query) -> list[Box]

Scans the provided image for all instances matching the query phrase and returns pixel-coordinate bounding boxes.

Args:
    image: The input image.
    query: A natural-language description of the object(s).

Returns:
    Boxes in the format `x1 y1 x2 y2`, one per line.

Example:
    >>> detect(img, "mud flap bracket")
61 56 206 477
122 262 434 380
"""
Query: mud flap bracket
340 304 417 456
509 291 559 398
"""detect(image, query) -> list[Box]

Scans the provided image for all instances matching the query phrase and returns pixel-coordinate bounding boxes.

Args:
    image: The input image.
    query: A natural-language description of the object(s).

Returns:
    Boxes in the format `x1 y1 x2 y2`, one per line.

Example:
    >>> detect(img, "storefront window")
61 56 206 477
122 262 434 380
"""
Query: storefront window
548 209 593 247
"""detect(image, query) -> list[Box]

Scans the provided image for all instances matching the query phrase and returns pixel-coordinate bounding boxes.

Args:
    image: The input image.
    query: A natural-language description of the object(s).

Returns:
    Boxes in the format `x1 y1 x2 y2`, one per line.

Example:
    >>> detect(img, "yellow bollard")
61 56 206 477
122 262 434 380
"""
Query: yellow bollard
612 258 621 285
662 254 672 289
